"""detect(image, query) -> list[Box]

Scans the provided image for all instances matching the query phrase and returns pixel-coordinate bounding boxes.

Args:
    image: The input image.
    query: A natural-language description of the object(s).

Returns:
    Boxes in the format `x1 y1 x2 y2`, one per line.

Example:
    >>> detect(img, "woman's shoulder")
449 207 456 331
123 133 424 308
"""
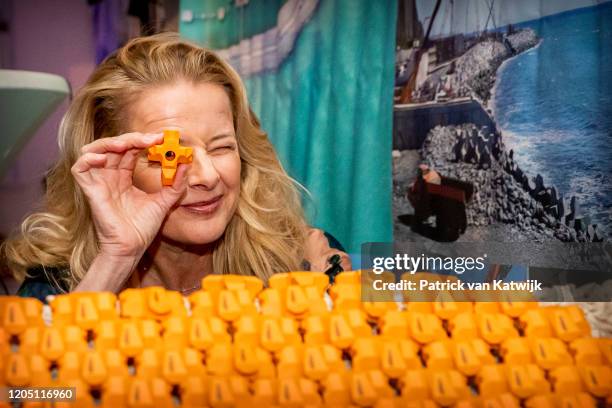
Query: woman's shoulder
17 265 70 303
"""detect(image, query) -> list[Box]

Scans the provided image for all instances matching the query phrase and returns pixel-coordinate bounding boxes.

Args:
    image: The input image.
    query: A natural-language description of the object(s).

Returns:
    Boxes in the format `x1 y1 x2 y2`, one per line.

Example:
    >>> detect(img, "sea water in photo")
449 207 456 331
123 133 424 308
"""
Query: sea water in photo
493 2 612 234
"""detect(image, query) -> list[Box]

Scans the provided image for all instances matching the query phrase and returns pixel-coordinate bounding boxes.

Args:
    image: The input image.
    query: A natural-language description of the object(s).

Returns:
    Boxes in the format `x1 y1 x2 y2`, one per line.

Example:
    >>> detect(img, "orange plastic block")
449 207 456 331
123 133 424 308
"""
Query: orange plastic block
5 353 30 386
100 376 128 408
188 316 230 351
329 310 371 349
351 370 395 406
530 337 573 370
277 345 303 379
569 338 603 366
427 369 471 406
505 364 550 399
323 372 351 406
409 312 447 344
28 355 52 387
479 393 521 408
519 309 552 338
546 306 590 342
252 378 275 405
598 338 612 365
147 129 193 186
278 377 322 407
57 351 81 383
260 317 301 352
452 339 495 376
302 315 329 345
380 339 422 378
50 292 117 329
476 365 508 397
181 377 208 407
400 370 431 403
127 377 173 408
0 297 44 335
379 310 410 339
549 365 584 394
478 313 518 345
422 341 453 370
500 338 532 364
329 283 362 311
498 300 537 318
208 376 249 407
525 393 597 408
448 312 478 340
433 301 472 320
39 326 65 361
351 337 380 372
119 286 185 321
206 343 235 377
578 365 612 398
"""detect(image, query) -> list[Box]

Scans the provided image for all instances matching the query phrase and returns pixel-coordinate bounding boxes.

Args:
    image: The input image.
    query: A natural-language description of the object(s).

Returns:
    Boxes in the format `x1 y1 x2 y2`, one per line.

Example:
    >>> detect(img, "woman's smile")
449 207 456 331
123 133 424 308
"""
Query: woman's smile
180 195 223 215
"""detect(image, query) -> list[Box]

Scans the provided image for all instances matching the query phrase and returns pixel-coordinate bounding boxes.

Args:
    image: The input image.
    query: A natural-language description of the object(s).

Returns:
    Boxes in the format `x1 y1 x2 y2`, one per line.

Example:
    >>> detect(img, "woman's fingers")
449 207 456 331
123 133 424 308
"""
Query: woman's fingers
81 132 163 155
155 163 190 211
71 152 107 174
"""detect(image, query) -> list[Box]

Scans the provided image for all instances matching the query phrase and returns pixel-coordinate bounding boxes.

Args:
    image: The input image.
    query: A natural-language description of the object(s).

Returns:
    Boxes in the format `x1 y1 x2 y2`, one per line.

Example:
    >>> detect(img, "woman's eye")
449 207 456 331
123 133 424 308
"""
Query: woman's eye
211 145 235 152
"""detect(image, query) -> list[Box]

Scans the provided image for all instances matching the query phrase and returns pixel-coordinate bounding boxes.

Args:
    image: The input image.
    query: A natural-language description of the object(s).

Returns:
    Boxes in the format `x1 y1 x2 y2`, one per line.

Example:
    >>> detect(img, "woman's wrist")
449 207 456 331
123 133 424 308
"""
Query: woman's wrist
73 253 140 293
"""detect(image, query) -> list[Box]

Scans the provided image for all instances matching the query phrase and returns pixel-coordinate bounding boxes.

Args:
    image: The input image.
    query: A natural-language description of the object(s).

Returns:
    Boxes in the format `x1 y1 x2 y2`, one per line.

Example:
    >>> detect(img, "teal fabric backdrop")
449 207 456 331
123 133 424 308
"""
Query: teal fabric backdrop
180 0 397 254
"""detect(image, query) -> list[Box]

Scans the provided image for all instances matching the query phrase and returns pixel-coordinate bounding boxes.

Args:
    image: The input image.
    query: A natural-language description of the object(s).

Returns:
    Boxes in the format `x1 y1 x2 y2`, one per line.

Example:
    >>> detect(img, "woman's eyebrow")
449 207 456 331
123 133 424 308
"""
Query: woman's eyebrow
208 133 236 142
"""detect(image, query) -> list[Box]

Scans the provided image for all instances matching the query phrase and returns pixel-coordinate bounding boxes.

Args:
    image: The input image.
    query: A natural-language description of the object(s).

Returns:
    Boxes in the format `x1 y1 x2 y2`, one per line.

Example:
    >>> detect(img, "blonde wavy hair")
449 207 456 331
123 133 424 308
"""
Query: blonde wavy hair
2 33 308 290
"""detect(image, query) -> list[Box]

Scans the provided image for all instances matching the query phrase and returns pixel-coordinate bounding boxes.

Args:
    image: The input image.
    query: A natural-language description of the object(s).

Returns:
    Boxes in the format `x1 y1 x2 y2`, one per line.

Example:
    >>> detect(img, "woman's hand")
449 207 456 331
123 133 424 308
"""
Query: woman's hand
71 132 189 260
304 228 352 272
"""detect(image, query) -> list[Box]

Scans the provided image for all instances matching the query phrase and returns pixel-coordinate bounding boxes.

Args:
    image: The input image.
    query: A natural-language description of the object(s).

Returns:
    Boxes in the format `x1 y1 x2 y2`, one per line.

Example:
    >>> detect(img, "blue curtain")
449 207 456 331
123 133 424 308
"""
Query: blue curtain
180 0 397 254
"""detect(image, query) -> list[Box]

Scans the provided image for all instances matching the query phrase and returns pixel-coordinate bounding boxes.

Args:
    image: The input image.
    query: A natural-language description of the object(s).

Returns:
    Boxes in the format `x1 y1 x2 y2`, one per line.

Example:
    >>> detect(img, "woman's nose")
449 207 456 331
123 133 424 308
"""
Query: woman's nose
187 150 220 190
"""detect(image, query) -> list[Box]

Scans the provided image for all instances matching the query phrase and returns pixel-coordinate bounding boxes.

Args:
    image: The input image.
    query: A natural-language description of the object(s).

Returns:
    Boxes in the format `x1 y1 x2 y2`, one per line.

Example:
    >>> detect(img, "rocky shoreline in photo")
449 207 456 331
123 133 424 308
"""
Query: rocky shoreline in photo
395 28 607 243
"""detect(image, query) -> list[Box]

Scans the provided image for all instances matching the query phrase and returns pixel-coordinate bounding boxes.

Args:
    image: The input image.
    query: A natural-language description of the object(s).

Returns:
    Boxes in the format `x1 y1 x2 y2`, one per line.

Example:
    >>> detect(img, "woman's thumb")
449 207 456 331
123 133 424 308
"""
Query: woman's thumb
156 164 189 211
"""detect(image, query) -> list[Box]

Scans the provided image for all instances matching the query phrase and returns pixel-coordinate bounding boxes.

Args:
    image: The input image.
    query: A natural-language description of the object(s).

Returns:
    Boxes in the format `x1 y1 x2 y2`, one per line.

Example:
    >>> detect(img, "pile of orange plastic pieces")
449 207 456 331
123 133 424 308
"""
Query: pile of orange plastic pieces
1 271 611 407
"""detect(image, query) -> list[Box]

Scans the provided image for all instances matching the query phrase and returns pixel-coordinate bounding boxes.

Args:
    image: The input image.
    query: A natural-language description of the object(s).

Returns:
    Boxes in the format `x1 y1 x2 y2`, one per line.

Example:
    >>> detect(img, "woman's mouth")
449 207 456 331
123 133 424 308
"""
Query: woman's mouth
180 195 223 215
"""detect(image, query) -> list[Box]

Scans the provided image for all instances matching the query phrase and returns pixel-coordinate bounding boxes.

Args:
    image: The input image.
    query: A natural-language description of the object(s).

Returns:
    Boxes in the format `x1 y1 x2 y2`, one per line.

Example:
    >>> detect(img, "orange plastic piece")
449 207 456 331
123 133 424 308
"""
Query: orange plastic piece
598 338 612 365
28 354 53 387
530 337 573 370
499 300 537 318
147 129 193 186
478 313 518 345
100 376 128 408
380 339 422 378
351 337 380 372
500 337 532 364
479 393 521 408
6 353 30 386
519 309 552 338
452 339 495 376
578 365 612 398
323 372 351 406
351 370 395 406
549 365 583 394
252 378 276 405
188 316 230 351
379 310 410 339
162 350 188 384
207 343 235 377
448 312 478 340
505 364 550 399
569 338 603 366
400 370 430 401
476 365 508 397
302 315 328 345
546 306 590 342
39 326 65 361
433 301 472 320
409 312 447 344
81 351 107 386
119 287 185 320
182 377 208 407
427 369 471 406
0 297 43 335
422 341 453 370
525 393 597 408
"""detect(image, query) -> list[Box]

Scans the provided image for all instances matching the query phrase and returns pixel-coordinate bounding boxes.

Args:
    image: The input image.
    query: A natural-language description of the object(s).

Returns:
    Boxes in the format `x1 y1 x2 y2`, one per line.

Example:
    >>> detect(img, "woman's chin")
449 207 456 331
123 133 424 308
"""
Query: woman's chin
161 218 229 246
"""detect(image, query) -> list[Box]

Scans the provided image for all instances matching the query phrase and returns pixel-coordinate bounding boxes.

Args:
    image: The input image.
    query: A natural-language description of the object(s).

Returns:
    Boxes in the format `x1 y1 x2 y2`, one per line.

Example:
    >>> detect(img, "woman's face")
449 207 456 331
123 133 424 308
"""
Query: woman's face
130 80 241 245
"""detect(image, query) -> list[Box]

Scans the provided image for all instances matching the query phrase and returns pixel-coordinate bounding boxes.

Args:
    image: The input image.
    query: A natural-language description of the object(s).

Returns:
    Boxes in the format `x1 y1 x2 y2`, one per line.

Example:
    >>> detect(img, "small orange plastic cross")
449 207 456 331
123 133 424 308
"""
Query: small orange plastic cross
147 130 193 186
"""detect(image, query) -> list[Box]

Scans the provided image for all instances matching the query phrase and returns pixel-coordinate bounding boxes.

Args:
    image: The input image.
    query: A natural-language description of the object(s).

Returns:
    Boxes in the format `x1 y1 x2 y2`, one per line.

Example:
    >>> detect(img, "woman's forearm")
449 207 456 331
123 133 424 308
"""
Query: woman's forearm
73 254 140 293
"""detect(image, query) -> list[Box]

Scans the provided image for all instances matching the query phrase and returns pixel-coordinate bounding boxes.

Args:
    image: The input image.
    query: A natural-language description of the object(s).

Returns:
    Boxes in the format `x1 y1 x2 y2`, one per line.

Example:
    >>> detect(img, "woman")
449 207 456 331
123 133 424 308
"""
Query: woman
2 33 351 301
